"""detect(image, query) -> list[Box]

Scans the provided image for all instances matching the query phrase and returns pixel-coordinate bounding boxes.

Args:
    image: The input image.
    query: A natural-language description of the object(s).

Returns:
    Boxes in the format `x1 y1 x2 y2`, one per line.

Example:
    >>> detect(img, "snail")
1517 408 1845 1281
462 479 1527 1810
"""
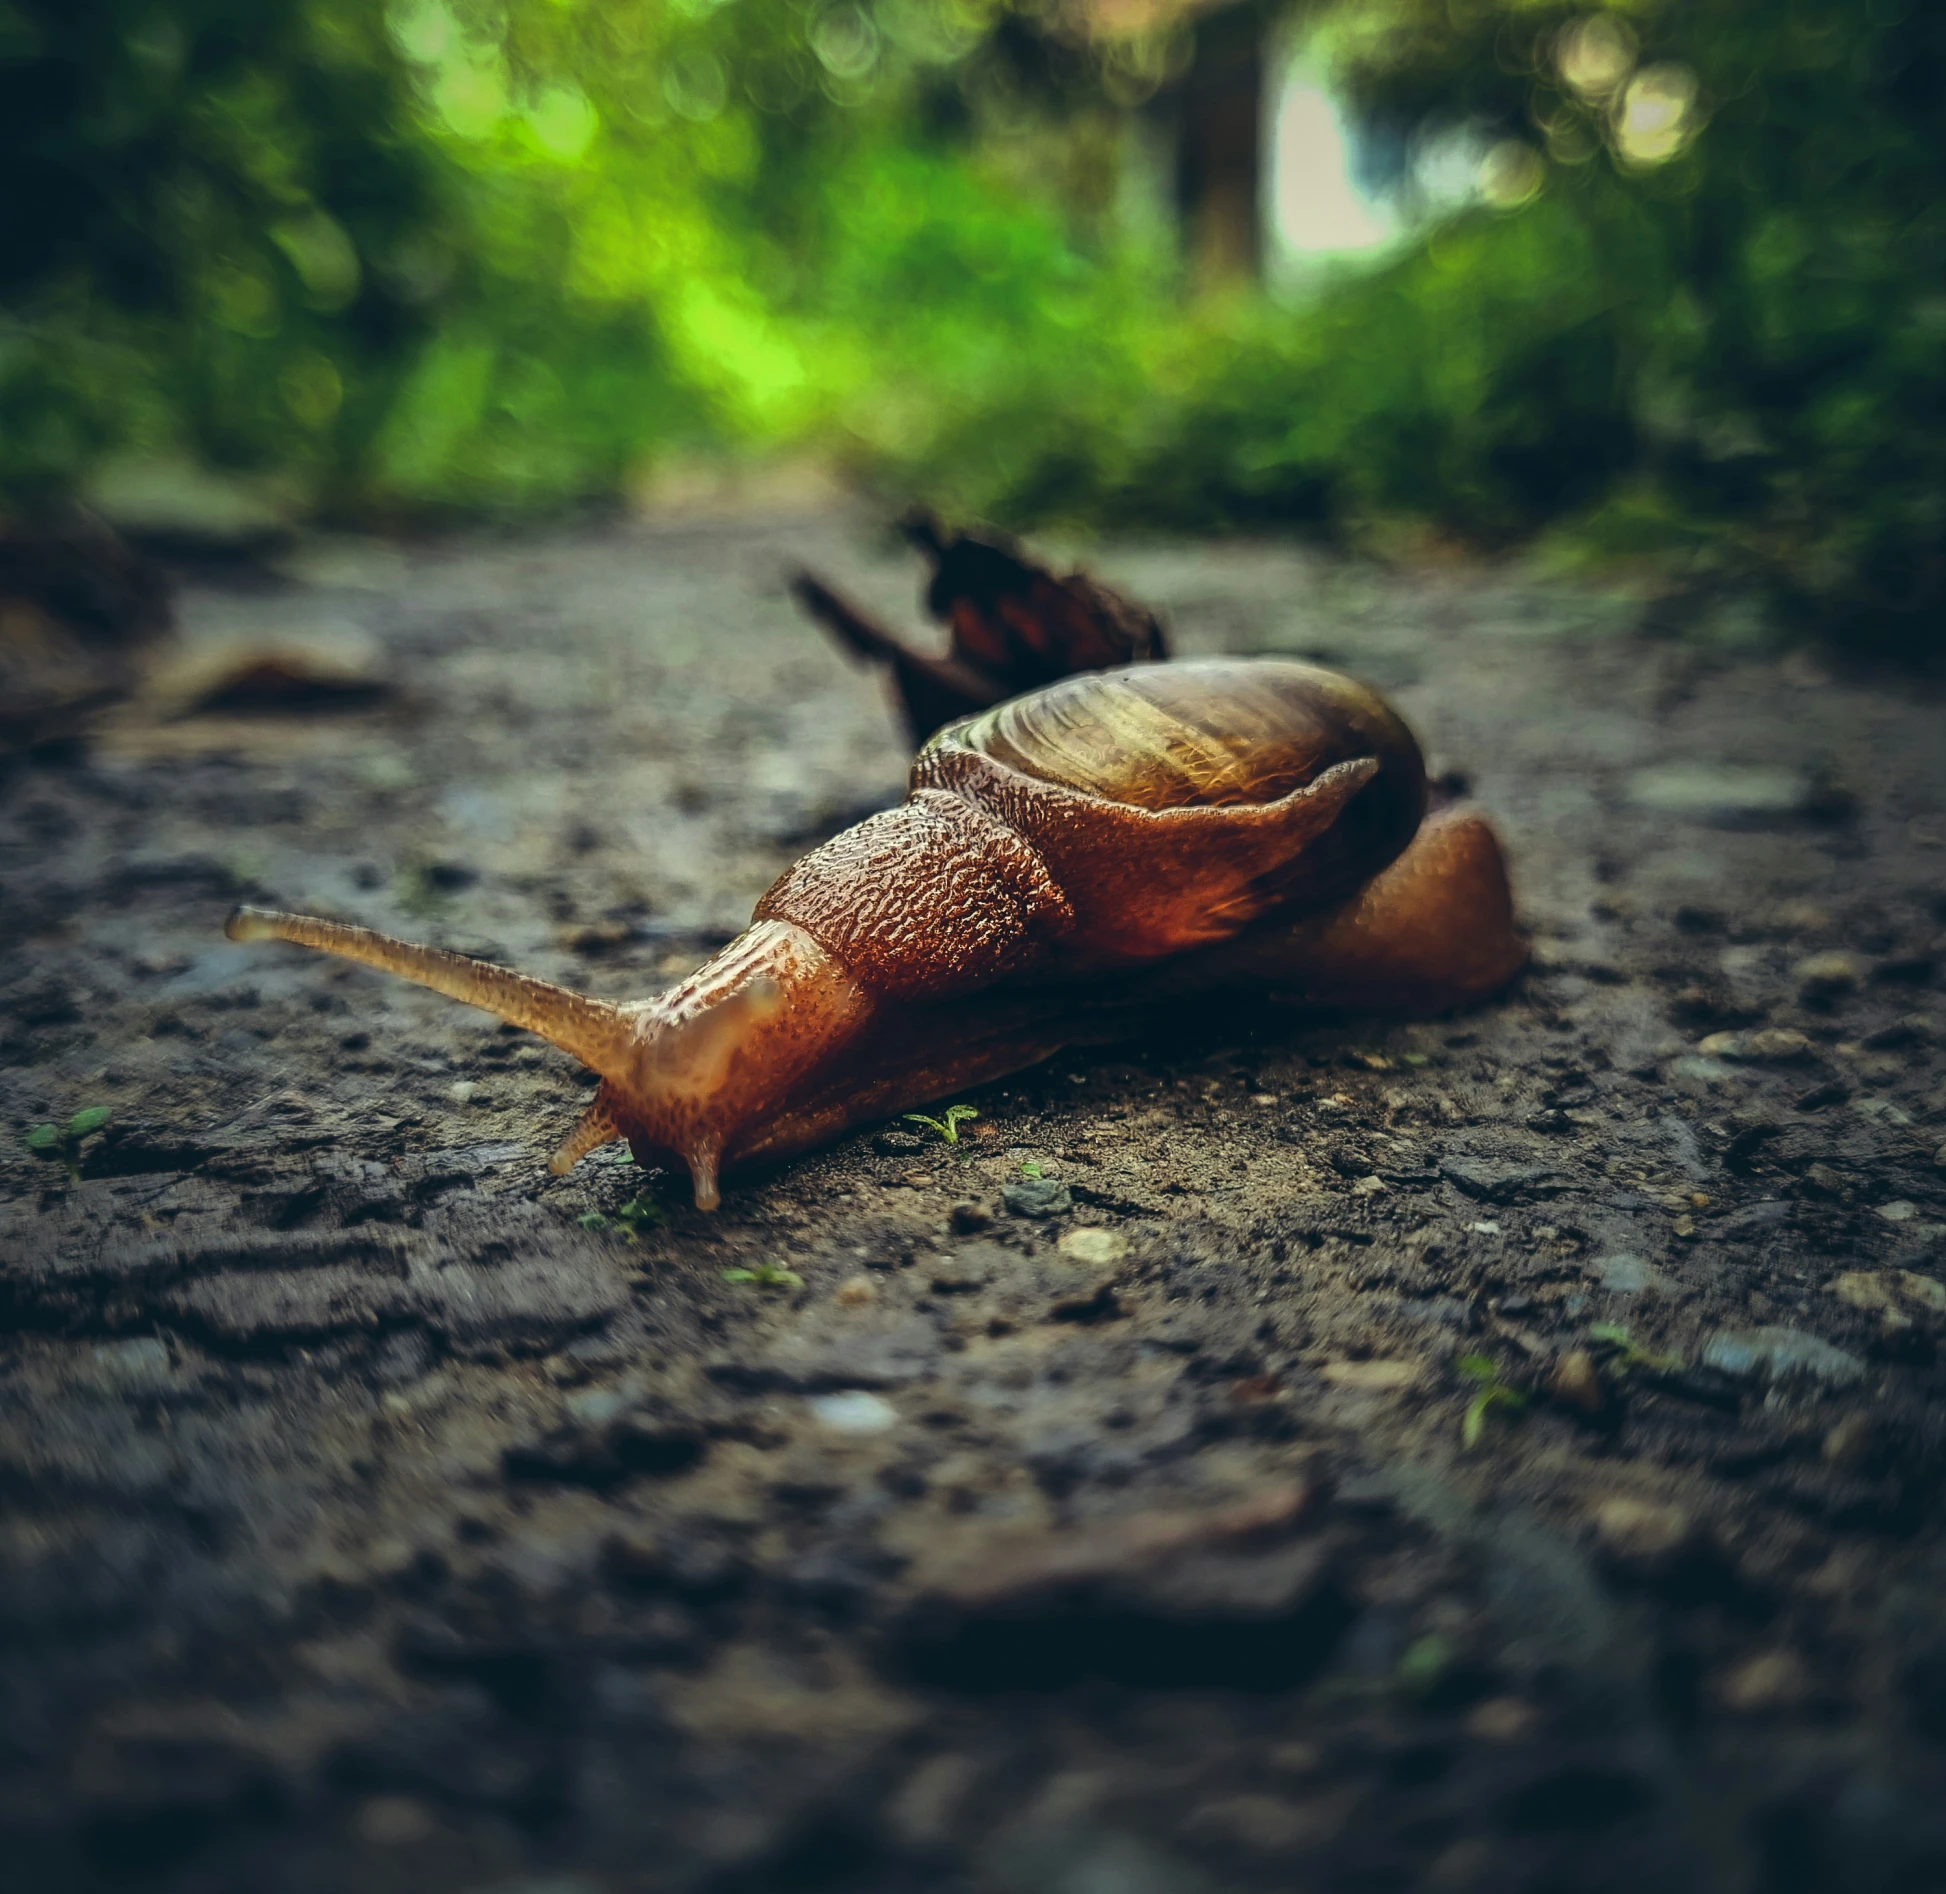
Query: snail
225 658 1524 1210
789 507 1167 743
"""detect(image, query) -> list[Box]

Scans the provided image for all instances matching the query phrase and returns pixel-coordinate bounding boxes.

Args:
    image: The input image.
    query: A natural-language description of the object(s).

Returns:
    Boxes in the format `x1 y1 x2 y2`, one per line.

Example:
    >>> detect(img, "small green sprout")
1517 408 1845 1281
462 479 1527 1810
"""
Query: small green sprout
1397 1633 1455 1694
1018 1159 1043 1179
903 1104 980 1144
613 1194 665 1235
577 1194 665 1239
1457 1353 1527 1449
24 1106 112 1184
1587 1322 1683 1376
721 1262 803 1289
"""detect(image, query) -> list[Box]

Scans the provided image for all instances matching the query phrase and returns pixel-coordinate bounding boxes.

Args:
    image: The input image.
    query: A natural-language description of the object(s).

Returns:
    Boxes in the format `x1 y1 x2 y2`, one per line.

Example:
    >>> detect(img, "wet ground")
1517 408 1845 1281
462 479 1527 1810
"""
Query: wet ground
2 505 1944 1894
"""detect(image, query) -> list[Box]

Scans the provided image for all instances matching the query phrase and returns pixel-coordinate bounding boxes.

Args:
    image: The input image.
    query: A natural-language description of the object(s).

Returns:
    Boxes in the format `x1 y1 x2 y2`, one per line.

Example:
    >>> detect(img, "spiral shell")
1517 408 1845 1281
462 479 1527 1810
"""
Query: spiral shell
915 660 1427 962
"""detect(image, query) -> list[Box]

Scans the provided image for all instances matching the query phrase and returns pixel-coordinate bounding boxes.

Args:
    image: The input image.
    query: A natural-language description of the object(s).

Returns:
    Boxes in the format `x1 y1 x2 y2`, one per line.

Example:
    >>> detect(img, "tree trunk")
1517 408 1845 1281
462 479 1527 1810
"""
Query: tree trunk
1173 2 1266 284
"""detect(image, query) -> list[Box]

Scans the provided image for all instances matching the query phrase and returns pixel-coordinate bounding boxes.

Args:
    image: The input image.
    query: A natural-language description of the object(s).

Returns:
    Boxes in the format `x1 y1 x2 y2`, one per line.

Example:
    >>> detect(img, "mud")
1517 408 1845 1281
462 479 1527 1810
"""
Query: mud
2 507 1944 1893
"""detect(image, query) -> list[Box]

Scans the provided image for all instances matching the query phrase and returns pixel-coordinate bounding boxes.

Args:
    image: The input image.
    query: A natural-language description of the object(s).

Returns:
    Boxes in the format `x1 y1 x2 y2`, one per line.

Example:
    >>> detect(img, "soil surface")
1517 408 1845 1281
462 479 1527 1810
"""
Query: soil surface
3 507 1945 1894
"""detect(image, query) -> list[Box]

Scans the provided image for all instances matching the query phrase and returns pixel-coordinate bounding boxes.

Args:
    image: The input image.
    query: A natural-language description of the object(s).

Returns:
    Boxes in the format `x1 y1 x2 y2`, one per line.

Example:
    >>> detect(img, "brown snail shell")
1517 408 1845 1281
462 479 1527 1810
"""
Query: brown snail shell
226 658 1522 1209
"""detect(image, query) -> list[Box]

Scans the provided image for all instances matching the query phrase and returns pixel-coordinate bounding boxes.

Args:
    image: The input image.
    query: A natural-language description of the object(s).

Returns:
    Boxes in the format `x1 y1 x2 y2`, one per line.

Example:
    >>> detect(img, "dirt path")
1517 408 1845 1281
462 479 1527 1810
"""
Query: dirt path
3 507 1944 1894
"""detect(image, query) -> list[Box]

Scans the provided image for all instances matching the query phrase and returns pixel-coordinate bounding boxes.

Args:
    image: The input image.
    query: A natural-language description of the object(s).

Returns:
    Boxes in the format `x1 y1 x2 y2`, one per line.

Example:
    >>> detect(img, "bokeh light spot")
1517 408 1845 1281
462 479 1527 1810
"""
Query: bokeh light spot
1614 63 1700 167
1479 140 1546 210
1557 15 1638 101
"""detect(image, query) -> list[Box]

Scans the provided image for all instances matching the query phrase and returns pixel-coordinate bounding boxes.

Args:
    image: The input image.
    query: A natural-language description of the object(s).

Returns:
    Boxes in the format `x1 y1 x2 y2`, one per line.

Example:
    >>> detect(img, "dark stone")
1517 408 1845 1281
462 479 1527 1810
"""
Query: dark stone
1717 1200 1794 1238
1440 1158 1571 1204
1004 1177 1072 1219
892 1485 1349 1692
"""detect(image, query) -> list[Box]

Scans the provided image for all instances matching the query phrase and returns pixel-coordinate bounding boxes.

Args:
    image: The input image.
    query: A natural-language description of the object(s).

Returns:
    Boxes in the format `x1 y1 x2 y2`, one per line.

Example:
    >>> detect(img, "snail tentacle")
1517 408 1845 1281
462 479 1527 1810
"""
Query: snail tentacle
223 906 633 1073
549 1092 623 1175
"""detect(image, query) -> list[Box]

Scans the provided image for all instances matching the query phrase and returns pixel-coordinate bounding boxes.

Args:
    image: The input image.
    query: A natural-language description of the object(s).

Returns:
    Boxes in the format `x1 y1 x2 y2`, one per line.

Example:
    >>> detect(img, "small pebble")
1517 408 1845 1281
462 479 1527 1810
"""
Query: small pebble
1796 951 1865 1001
1832 1269 1945 1320
1548 1350 1606 1414
447 1080 479 1104
1321 1358 1419 1391
1718 1649 1809 1714
1464 1697 1540 1742
1625 762 1808 820
1876 1200 1917 1223
1003 1176 1072 1219
929 1253 993 1292
948 1200 992 1235
1702 1324 1867 1389
1591 1253 1670 1295
1822 1413 1875 1469
1802 1161 1847 1197
1592 1495 1692 1565
1058 1227 1128 1266
1697 1028 1813 1063
564 1387 628 1427
835 1276 878 1307
808 1391 899 1435
86 1337 173 1389
1934 1142 1946 1168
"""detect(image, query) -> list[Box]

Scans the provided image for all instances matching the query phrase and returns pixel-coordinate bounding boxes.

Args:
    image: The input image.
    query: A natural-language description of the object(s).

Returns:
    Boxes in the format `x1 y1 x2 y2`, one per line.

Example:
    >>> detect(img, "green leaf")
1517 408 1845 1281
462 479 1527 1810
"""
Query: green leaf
1588 1321 1682 1374
614 1195 665 1232
1462 1390 1492 1449
1019 1159 1043 1178
1456 1353 1500 1382
904 1104 980 1145
67 1106 111 1138
24 1124 60 1153
1398 1633 1454 1689
576 1211 610 1230
723 1262 803 1288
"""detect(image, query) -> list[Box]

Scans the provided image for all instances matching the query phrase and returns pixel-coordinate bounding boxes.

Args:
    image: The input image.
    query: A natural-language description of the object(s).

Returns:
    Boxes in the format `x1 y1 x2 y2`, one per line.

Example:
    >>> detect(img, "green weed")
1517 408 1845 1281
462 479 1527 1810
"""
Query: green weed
576 1193 666 1239
1457 1353 1527 1449
24 1106 111 1184
721 1262 803 1290
903 1105 979 1145
1587 1323 1684 1376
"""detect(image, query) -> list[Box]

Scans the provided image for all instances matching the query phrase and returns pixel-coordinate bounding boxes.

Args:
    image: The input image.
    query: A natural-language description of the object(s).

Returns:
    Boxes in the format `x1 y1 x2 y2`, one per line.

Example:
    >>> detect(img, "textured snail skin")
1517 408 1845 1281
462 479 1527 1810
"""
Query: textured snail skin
224 659 1524 1209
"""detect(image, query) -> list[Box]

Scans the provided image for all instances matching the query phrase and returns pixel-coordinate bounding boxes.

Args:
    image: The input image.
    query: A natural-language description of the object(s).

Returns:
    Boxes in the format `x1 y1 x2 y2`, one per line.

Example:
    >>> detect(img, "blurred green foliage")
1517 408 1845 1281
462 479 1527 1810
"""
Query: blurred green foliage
2 0 1942 649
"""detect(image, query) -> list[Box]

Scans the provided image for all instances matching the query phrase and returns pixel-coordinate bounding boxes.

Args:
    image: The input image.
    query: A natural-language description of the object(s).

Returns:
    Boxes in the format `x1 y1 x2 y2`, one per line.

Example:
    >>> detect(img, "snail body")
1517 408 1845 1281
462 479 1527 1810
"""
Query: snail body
227 659 1524 1208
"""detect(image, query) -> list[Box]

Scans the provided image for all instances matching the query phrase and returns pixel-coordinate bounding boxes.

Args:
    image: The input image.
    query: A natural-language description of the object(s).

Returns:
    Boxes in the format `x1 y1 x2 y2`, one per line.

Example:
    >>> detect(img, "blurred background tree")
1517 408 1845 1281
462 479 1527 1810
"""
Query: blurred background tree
1 0 1940 651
